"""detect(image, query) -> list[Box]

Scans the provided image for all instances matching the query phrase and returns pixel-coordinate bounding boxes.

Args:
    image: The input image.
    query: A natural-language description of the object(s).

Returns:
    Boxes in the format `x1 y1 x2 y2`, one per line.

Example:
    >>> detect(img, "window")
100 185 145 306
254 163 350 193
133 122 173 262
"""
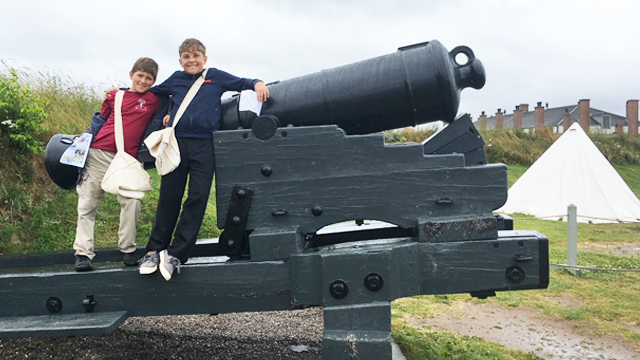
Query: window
602 115 611 129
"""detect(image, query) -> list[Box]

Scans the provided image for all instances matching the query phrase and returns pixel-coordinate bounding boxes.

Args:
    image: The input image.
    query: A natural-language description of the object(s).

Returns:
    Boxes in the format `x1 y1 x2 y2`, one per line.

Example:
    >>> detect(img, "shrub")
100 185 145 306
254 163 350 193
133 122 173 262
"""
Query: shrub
0 69 49 154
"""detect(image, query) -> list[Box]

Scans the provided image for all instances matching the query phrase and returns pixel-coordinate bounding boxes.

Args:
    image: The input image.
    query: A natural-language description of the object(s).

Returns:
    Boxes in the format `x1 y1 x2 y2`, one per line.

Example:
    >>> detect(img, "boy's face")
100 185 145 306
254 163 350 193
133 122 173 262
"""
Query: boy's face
179 50 207 75
129 71 155 93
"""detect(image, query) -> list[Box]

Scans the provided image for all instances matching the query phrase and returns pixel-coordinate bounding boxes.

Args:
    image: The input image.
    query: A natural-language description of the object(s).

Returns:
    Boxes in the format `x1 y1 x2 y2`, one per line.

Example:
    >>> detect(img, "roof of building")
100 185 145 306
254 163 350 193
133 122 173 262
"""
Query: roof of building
479 104 628 129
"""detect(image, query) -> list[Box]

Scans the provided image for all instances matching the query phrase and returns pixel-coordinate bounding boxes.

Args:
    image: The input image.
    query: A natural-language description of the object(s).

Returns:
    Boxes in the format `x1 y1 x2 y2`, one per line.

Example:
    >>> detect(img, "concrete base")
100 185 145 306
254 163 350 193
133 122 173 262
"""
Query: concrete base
323 302 392 360
392 341 407 360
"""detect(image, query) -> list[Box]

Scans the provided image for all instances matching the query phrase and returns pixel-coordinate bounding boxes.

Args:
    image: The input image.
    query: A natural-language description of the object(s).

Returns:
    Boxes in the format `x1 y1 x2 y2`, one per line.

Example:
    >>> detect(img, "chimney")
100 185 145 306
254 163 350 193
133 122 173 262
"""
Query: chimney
534 101 545 132
520 103 529 112
513 105 523 129
578 99 590 132
495 108 504 128
478 111 487 129
627 100 639 136
563 108 571 132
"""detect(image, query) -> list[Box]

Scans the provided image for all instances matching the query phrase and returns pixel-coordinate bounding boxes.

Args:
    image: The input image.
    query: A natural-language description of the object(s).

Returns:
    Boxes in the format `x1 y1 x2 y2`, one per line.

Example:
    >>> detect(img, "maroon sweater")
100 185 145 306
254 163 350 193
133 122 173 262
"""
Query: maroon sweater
91 91 160 157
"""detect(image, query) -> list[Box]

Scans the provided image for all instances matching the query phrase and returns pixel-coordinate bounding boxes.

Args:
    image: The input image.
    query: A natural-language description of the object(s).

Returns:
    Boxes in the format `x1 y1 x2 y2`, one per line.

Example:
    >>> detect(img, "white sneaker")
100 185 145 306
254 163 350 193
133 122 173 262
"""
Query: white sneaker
159 249 181 281
139 252 159 275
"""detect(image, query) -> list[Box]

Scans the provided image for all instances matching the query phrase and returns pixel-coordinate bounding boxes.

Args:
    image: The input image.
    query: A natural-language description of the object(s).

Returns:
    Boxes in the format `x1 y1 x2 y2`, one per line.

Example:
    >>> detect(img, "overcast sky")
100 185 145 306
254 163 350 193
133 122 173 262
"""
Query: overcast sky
1 0 639 123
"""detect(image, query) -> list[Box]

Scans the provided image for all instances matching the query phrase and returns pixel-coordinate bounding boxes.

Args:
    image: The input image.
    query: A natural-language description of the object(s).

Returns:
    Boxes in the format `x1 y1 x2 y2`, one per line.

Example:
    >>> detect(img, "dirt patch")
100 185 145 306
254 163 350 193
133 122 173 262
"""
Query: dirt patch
582 242 640 257
547 294 583 308
410 302 639 360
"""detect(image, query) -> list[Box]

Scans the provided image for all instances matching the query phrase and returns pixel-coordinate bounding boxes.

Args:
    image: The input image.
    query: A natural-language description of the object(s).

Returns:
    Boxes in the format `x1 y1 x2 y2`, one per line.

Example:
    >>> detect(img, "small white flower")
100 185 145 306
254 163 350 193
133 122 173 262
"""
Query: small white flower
1 119 15 128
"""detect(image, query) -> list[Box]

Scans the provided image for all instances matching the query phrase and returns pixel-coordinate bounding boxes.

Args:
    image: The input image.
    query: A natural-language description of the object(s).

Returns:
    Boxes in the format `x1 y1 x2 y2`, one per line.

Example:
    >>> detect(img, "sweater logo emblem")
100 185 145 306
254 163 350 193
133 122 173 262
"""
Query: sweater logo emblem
136 99 147 111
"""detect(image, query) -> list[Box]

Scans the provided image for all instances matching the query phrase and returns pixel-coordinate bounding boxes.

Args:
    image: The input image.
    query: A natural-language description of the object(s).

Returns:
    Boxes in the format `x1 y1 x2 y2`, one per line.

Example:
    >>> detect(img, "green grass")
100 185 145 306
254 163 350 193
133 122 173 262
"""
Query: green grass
506 164 528 188
0 167 221 255
392 320 541 360
613 164 640 198
504 166 640 338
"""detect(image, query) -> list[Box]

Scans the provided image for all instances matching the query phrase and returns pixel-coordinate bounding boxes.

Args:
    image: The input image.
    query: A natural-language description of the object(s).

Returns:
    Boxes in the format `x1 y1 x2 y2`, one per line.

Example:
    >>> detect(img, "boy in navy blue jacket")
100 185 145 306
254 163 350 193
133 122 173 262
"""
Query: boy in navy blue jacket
139 38 270 280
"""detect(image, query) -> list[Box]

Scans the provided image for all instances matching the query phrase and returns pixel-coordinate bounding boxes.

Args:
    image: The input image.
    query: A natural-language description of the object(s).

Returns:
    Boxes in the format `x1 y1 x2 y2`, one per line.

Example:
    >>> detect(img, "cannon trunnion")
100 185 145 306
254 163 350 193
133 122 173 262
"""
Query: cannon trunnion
0 40 548 360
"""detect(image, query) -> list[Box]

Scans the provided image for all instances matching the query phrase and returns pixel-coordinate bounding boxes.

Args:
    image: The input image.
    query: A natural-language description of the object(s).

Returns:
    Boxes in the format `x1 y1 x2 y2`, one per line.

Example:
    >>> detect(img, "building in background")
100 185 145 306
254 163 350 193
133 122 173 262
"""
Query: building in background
476 100 639 135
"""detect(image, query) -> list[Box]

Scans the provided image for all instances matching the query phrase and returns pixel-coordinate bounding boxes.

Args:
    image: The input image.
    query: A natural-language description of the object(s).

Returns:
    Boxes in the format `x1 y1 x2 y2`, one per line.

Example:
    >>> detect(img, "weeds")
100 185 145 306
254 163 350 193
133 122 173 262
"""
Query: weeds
479 127 556 165
384 127 436 143
389 125 640 166
592 132 640 165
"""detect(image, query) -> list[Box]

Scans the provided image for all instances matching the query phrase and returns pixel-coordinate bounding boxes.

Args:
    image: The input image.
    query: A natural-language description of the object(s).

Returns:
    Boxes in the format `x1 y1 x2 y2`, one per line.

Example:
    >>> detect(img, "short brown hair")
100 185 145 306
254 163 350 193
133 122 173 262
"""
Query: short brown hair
179 38 206 56
131 57 159 80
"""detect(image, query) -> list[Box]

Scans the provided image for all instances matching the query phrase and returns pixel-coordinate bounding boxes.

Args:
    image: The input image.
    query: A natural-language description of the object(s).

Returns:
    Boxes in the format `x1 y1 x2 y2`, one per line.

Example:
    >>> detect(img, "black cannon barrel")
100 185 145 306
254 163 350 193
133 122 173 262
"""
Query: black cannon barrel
220 40 485 135
44 134 79 190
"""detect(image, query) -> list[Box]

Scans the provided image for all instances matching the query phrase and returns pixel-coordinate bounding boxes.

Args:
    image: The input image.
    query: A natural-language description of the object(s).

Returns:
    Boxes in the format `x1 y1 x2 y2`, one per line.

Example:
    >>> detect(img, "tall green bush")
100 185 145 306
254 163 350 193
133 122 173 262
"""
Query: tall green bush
0 69 48 154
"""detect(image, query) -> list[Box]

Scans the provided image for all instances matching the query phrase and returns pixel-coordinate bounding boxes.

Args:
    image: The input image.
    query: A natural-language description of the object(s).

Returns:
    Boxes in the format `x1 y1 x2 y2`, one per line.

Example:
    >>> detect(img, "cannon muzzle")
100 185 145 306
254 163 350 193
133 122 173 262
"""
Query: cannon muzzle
221 40 485 135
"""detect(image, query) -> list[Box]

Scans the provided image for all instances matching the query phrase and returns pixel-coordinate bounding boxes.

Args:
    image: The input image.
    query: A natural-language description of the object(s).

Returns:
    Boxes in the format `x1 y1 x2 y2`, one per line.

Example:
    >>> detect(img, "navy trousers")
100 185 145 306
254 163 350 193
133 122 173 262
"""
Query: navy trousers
146 137 215 263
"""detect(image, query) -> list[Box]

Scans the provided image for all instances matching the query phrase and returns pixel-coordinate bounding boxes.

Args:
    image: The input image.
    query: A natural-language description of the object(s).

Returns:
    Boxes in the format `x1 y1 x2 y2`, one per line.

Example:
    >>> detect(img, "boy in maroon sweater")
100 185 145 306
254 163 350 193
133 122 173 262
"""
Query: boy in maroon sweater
73 58 162 271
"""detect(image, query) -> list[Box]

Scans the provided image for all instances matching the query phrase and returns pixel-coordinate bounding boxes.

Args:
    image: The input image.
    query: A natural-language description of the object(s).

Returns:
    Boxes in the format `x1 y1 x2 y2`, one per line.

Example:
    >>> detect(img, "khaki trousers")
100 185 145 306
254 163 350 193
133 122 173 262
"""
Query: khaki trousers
73 149 140 259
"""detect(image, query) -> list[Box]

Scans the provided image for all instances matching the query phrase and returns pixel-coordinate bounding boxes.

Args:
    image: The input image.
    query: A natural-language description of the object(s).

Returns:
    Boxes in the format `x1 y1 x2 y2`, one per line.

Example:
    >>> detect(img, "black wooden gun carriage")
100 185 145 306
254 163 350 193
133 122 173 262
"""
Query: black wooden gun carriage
1 40 548 360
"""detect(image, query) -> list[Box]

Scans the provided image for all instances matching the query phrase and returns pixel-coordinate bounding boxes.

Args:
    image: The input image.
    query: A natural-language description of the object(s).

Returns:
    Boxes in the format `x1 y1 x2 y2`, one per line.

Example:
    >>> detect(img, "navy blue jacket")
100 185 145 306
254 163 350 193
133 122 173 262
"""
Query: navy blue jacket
151 68 259 139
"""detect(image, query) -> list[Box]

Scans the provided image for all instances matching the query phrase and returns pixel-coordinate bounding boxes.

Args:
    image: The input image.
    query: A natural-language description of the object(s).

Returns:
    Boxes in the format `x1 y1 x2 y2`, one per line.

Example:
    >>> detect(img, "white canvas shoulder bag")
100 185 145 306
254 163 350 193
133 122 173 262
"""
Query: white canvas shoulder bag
144 69 208 176
101 90 152 199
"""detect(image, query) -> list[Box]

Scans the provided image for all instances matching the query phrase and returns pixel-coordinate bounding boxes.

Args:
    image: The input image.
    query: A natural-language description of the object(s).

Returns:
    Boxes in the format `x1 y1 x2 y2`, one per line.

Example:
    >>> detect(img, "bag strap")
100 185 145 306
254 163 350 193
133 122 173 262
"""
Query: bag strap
171 68 208 128
114 90 126 153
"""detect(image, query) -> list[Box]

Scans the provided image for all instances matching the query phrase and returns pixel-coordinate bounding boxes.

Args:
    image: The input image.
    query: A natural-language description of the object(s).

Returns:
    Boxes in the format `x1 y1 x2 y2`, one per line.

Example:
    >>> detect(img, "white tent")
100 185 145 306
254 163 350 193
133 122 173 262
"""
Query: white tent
497 122 640 223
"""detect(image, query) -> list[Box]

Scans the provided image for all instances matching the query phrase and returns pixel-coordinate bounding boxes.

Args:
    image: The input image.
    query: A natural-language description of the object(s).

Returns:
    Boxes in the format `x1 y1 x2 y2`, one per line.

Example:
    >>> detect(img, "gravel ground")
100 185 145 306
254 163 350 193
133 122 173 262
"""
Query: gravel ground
0 308 324 360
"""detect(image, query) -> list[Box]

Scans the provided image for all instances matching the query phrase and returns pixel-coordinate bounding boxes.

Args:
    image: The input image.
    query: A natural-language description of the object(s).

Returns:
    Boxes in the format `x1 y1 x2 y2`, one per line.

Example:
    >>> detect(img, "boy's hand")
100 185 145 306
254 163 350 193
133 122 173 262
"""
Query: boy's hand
104 87 118 98
163 114 171 126
254 81 270 103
